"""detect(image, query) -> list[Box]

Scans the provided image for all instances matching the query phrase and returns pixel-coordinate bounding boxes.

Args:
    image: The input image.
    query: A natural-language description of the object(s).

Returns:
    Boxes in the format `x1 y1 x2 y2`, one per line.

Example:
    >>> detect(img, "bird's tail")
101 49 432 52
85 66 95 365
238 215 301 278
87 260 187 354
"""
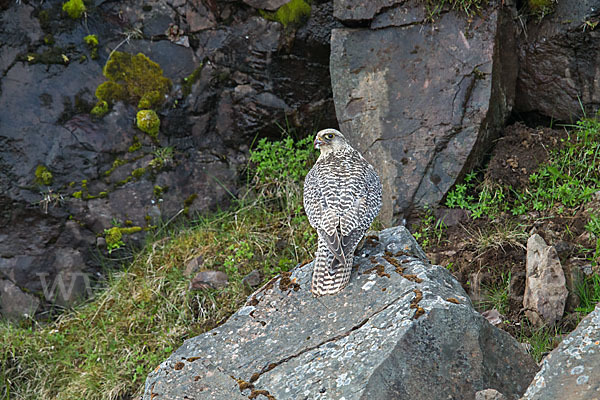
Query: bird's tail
311 245 353 296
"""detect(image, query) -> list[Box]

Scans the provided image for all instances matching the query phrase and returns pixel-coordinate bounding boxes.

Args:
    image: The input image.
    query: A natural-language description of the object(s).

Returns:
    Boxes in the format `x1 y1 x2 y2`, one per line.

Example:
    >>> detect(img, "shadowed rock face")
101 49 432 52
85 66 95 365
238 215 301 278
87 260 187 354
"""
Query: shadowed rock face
0 0 337 315
522 304 600 400
515 0 600 121
143 226 538 400
330 1 517 223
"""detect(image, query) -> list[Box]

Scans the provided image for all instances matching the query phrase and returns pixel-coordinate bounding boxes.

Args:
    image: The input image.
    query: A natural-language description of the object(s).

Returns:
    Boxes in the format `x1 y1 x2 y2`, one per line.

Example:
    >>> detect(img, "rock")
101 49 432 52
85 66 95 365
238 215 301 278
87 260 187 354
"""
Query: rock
523 234 568 328
143 226 537 400
521 303 600 400
184 256 204 277
185 2 217 32
242 269 262 288
330 2 517 222
476 388 506 400
242 0 290 11
515 1 600 120
435 207 470 228
0 279 40 320
482 309 503 326
190 270 229 290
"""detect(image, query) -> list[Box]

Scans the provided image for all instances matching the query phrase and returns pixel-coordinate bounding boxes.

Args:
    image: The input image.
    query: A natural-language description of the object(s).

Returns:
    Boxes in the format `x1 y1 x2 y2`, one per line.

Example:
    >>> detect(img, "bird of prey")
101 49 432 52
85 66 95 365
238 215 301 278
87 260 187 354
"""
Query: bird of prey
303 128 382 296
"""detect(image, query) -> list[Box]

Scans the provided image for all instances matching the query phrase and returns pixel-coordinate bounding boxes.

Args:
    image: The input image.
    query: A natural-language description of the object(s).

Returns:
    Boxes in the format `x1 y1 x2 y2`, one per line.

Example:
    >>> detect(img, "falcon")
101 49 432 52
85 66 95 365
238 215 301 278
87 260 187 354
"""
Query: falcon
303 128 382 296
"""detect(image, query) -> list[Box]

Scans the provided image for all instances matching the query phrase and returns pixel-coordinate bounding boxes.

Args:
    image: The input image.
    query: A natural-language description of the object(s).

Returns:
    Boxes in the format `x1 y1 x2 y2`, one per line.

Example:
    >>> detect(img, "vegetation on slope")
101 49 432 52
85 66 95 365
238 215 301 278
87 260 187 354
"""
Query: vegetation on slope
0 131 317 400
410 115 600 361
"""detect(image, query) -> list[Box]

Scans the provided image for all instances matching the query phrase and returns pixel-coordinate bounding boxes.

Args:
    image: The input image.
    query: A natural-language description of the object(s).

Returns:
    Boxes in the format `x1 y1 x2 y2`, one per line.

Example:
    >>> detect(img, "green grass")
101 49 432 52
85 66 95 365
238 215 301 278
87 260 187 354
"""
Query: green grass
478 271 511 315
576 273 600 314
0 132 317 400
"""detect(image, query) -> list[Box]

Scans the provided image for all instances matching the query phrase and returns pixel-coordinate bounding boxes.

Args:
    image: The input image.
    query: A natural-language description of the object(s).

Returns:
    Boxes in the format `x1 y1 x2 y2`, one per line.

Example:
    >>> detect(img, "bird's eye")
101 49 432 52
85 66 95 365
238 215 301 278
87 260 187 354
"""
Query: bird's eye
325 133 334 140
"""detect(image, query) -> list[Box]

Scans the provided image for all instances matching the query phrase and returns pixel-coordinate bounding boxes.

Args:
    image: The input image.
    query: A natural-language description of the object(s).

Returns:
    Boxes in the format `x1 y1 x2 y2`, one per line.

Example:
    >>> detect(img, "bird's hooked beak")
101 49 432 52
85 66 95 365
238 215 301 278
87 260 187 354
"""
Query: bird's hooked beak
314 135 325 149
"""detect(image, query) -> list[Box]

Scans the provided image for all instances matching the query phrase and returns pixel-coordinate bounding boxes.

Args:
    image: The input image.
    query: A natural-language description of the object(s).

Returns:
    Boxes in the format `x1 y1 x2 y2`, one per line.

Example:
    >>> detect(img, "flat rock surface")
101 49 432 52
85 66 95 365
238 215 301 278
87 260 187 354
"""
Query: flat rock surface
143 226 537 400
330 4 517 222
522 304 600 399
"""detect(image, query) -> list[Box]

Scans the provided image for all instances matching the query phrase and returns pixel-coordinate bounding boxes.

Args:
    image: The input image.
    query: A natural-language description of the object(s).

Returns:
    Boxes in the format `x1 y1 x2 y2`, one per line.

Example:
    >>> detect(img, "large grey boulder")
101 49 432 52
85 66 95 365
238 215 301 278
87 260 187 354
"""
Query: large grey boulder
143 226 537 400
515 0 600 121
522 303 600 399
330 1 517 223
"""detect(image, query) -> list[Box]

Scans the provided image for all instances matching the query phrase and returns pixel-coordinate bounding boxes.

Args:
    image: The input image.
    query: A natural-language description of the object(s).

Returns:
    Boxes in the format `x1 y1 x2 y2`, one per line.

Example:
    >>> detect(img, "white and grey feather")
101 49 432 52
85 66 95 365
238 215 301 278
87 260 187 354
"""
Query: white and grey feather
303 128 382 296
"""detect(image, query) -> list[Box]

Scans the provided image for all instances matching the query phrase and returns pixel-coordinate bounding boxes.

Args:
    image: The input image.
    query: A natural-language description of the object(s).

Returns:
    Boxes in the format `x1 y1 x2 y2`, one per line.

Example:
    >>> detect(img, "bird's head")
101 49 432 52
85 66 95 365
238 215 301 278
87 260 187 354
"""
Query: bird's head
313 129 347 154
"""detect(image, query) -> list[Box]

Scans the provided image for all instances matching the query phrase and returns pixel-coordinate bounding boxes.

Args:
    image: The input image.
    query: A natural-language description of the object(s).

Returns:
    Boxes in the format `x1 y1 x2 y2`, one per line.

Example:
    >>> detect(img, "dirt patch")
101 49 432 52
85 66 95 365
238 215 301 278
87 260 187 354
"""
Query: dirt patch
485 122 568 190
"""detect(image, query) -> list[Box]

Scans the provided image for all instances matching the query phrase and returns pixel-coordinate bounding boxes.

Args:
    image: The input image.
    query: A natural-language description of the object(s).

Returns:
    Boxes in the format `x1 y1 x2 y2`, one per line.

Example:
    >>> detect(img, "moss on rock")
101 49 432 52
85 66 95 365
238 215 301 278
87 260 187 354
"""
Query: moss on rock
136 109 160 139
95 51 172 109
91 100 109 117
84 34 99 59
35 165 53 185
62 0 86 19
260 0 311 28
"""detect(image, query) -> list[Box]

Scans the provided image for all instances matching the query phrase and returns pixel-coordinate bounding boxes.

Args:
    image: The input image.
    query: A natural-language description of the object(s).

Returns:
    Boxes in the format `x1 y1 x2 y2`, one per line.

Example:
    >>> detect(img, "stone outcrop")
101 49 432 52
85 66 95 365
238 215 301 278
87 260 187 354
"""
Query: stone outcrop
523 234 568 328
143 226 538 400
515 0 600 121
330 0 517 222
0 0 337 316
522 303 600 400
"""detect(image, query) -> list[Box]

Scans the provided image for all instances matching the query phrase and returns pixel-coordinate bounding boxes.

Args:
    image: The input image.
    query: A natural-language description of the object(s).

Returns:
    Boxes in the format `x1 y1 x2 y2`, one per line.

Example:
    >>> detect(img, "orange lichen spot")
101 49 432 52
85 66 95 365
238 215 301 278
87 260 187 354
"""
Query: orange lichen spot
279 271 300 292
185 356 201 362
446 298 460 304
402 274 423 283
413 306 425 319
410 289 423 309
250 373 260 383
173 361 184 370
363 264 390 278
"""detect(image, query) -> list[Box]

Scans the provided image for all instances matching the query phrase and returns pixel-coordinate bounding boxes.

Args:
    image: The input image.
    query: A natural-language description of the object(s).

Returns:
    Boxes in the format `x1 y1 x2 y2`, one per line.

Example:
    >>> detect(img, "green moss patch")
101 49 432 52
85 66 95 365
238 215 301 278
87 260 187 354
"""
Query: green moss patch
260 0 311 28
84 34 99 59
95 51 172 109
91 100 109 117
136 109 160 139
35 165 53 185
62 0 86 19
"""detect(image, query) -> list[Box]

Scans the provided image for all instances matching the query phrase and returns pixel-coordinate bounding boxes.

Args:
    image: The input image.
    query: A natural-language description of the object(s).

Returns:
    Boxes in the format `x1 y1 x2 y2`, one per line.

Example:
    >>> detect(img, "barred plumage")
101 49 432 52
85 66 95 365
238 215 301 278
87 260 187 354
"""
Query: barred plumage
303 129 382 296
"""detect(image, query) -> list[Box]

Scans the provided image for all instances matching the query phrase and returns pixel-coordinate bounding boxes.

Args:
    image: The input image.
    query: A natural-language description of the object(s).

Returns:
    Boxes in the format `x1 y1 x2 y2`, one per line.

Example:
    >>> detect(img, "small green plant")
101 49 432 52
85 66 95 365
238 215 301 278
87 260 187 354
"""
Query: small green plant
83 34 99 59
150 146 174 168
519 323 562 363
249 133 316 212
104 227 124 253
528 0 556 20
479 270 511 315
411 206 446 249
223 242 254 279
62 0 86 19
575 273 600 314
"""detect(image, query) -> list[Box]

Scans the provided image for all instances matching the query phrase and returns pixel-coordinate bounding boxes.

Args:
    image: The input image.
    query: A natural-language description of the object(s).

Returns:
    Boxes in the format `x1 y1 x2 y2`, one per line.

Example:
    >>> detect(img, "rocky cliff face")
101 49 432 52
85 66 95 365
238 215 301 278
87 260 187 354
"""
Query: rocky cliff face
143 226 538 400
0 0 336 317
